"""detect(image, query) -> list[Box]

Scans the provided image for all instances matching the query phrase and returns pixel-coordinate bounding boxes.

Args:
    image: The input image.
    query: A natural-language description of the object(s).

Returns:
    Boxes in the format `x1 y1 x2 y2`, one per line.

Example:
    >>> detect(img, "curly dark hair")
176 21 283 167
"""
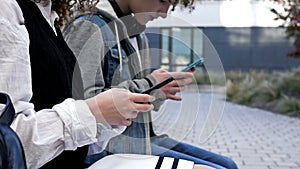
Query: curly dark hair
32 0 193 27
33 0 99 27
171 0 195 11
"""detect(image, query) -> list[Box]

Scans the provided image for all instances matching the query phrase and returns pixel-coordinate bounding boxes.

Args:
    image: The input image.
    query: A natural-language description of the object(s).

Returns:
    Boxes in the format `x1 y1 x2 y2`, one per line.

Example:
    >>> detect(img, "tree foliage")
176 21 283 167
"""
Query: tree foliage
271 0 300 58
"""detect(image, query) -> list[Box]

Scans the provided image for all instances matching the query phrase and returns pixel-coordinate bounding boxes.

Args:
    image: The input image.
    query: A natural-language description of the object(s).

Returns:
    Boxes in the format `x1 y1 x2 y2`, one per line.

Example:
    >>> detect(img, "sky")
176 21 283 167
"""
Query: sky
147 1 285 27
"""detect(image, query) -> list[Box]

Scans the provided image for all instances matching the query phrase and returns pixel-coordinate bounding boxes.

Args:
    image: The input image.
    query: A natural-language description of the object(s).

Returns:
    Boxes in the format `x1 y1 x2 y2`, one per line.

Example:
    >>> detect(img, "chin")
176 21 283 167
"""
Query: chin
142 20 150 25
136 19 149 25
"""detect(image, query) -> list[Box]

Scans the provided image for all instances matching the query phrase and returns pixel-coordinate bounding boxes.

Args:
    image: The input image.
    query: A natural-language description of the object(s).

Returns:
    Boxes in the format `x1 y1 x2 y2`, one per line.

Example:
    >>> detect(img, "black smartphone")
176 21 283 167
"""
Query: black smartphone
141 76 174 94
141 57 204 94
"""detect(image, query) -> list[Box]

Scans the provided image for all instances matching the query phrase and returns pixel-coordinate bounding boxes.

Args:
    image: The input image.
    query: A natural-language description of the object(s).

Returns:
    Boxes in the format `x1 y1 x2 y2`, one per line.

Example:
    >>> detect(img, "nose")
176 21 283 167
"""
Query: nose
158 5 170 18
159 11 168 18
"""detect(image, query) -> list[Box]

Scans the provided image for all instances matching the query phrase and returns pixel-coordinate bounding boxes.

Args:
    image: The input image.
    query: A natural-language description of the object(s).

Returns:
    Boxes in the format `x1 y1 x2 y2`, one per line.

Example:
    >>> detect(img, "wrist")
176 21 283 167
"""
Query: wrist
144 75 157 87
85 97 108 125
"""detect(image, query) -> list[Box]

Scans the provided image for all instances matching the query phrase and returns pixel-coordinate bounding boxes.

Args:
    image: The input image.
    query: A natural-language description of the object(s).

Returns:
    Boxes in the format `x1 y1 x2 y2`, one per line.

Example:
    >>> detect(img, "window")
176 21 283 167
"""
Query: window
160 27 204 71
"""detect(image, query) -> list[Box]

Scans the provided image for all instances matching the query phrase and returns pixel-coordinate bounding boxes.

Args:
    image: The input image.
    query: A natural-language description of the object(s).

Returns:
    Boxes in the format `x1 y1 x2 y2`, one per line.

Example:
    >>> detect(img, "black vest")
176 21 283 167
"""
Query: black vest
15 0 88 168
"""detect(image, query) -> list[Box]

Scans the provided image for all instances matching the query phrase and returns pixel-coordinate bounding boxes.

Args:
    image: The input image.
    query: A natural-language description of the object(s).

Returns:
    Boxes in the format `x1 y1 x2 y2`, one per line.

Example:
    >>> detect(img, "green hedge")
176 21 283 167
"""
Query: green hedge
193 68 300 117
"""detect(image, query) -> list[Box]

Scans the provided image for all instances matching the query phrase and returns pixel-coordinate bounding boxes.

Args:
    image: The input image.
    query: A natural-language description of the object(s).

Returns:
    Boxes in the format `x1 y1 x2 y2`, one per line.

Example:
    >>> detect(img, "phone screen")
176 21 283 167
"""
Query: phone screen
181 57 204 72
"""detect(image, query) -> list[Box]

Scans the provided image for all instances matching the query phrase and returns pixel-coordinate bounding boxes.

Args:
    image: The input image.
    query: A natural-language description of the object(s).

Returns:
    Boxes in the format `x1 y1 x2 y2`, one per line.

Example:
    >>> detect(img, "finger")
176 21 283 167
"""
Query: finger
166 94 182 101
162 81 185 90
173 78 193 86
120 119 132 126
133 103 154 112
189 67 196 72
162 86 185 94
170 72 193 79
165 80 179 87
157 68 167 73
130 93 155 103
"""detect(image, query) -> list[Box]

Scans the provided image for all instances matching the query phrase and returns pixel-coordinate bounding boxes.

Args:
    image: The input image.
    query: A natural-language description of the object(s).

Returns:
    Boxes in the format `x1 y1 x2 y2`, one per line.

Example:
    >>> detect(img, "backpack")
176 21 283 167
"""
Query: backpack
0 92 27 169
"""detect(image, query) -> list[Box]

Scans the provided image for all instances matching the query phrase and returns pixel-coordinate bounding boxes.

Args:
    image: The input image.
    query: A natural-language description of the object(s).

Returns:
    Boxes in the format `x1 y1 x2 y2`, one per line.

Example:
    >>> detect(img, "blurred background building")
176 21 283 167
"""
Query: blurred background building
145 0 300 71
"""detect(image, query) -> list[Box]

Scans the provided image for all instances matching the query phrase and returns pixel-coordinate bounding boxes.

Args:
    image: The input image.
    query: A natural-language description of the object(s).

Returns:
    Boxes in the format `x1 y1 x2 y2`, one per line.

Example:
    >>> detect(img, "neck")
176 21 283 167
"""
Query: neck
115 0 131 15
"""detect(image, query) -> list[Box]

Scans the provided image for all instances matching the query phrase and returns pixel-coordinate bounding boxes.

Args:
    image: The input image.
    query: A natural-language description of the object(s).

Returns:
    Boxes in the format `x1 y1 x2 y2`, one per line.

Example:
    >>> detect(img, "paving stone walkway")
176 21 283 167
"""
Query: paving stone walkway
152 91 300 169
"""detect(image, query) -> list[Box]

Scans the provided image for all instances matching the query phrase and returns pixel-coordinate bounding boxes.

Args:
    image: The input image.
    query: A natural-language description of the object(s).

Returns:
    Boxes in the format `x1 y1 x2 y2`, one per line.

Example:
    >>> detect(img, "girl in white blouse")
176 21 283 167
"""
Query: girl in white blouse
0 0 213 168
0 0 154 168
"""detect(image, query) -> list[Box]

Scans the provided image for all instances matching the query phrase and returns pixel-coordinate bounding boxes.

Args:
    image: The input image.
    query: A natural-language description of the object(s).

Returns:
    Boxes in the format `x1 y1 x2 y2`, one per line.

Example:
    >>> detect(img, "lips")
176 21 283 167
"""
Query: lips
148 15 155 21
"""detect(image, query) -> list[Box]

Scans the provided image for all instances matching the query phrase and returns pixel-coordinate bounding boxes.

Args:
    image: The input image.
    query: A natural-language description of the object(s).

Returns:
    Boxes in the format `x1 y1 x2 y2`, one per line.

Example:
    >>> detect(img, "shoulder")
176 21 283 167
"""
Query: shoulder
0 0 24 26
96 0 117 18
66 10 119 36
67 11 111 31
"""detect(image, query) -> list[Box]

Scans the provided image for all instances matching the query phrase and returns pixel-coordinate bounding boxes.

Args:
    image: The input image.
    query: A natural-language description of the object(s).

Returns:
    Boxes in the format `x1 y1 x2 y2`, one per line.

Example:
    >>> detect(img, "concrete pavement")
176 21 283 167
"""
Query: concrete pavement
152 91 300 169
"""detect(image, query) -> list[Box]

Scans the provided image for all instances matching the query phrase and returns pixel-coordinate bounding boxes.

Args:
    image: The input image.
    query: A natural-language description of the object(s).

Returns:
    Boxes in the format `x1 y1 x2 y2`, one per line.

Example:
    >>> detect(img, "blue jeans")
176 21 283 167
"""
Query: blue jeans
85 135 238 169
151 135 238 169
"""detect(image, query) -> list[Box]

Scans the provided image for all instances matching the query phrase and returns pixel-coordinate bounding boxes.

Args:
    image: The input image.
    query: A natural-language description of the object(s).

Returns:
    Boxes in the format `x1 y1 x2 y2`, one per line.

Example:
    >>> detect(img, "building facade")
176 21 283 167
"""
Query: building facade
145 1 300 71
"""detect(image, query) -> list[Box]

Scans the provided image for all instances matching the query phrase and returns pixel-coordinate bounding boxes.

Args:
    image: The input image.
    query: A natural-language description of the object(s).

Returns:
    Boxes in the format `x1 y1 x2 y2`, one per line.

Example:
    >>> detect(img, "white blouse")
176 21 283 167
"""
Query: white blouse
0 0 125 168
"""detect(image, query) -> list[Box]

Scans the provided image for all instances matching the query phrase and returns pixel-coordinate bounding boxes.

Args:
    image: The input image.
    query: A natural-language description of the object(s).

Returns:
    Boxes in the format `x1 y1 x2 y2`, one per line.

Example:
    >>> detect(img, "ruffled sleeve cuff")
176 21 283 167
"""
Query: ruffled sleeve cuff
53 98 126 154
52 99 97 150
92 123 126 153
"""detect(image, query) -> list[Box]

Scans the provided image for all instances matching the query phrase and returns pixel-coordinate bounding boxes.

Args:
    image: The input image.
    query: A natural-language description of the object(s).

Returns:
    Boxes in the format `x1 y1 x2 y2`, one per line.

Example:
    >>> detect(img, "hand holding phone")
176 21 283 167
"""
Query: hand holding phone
141 57 204 94
141 76 174 94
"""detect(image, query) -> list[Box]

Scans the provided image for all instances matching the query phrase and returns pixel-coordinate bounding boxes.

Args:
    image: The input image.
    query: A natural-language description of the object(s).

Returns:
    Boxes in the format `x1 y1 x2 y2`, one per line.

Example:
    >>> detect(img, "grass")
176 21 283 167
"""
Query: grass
194 67 300 117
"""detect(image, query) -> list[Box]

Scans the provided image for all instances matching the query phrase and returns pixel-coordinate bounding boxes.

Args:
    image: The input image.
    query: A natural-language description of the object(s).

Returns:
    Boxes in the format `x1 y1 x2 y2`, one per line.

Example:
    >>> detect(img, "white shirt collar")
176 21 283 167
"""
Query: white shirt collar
36 0 59 35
